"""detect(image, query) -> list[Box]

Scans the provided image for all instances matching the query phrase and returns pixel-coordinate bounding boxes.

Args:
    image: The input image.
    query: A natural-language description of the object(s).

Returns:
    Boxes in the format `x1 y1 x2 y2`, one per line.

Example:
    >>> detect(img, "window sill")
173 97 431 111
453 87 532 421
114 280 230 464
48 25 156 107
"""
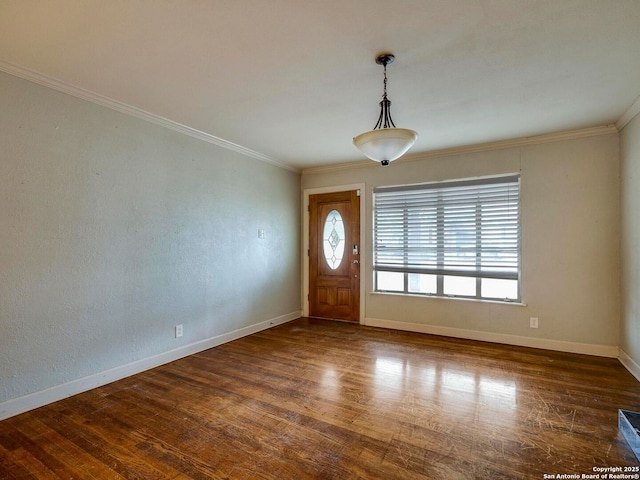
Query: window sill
370 291 527 307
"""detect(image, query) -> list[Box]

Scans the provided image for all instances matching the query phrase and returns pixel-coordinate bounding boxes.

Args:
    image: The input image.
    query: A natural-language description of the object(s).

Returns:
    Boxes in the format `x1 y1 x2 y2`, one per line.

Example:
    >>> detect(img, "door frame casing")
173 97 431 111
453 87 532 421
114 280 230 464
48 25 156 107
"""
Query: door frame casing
302 183 366 323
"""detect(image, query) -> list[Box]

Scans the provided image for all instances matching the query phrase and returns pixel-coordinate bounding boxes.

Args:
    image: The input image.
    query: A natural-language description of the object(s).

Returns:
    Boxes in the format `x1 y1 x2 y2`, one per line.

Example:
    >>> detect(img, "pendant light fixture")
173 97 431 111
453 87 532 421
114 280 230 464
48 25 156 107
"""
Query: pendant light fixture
353 53 418 166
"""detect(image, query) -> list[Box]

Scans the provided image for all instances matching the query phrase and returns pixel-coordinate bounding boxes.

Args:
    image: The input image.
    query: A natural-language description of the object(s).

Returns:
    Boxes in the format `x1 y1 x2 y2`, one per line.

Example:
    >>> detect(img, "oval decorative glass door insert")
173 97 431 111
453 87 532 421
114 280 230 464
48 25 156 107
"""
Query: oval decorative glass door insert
322 209 345 269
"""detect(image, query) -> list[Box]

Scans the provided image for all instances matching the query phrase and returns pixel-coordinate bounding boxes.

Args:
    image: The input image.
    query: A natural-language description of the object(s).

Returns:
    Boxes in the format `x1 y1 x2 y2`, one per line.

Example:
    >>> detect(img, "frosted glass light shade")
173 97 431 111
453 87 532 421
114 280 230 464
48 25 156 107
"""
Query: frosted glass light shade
353 128 418 163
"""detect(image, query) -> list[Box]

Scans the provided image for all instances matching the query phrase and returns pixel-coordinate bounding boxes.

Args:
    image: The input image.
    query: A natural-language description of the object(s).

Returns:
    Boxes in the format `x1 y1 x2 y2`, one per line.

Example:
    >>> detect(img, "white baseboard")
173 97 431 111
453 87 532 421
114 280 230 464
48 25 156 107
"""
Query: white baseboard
0 311 301 421
619 349 640 382
363 317 620 358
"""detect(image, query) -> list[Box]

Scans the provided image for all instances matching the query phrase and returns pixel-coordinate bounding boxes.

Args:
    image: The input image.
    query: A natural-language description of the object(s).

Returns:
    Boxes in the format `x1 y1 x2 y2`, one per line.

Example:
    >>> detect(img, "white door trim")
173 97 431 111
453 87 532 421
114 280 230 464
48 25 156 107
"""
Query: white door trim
303 183 366 324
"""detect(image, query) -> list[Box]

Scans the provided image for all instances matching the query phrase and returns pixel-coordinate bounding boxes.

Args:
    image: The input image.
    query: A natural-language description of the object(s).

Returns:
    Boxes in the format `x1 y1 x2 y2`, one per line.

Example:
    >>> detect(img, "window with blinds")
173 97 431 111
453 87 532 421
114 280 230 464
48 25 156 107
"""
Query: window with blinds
373 175 520 302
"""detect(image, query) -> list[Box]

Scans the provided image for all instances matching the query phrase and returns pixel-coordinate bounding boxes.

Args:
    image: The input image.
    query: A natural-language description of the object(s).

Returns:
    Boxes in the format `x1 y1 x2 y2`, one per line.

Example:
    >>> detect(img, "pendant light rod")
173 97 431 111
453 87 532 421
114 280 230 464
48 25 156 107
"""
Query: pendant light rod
373 54 395 130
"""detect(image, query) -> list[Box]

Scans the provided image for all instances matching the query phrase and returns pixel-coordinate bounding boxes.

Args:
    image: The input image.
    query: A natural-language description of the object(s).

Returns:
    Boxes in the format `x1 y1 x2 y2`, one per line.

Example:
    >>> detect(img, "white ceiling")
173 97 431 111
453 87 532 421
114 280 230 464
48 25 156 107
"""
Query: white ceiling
1 1 639 171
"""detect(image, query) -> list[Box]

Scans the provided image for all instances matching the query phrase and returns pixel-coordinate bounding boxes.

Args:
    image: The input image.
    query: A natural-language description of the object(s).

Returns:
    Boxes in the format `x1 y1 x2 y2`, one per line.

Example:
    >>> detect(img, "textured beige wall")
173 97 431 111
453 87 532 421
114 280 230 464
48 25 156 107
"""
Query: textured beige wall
302 134 620 347
0 72 301 404
621 113 640 365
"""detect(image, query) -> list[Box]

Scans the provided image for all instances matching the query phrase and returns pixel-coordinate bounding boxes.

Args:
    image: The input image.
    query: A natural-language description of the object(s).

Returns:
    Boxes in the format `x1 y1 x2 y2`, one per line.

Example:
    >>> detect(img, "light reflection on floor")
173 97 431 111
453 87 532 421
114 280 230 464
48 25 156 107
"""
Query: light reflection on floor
282 320 640 473
367 355 518 423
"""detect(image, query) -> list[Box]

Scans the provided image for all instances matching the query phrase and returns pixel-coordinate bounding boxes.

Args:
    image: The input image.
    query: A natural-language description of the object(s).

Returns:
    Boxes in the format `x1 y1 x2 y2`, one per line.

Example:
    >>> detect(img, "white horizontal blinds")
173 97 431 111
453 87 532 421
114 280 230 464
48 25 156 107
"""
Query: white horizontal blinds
374 175 520 280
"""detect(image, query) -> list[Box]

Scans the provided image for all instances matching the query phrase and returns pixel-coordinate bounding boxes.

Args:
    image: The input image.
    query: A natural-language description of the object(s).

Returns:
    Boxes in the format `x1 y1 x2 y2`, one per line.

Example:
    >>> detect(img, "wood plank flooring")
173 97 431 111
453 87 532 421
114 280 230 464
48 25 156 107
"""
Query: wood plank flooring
1 317 639 479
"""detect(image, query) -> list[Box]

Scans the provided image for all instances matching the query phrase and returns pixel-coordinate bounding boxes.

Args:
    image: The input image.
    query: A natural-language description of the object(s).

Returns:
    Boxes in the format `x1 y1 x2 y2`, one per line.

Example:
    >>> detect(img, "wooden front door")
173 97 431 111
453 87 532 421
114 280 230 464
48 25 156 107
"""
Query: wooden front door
309 190 360 322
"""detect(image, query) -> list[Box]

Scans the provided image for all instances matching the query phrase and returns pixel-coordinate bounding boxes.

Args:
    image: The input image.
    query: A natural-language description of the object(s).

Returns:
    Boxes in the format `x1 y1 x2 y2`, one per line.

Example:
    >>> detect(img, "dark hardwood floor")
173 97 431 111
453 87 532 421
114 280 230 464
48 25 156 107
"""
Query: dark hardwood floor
1 317 639 479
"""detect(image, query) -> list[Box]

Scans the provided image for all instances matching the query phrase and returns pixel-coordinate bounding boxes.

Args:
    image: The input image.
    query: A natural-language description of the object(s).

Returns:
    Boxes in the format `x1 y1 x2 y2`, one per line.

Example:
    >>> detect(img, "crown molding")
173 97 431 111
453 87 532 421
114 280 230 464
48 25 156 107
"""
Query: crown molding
616 95 640 131
302 124 618 175
0 59 299 173
2 57 627 176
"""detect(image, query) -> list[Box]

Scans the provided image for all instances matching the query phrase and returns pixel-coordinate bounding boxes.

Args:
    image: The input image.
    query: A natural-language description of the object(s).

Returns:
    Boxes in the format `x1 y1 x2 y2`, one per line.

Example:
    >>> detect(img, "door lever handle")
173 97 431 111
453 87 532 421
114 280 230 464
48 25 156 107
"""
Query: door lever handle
353 260 359 264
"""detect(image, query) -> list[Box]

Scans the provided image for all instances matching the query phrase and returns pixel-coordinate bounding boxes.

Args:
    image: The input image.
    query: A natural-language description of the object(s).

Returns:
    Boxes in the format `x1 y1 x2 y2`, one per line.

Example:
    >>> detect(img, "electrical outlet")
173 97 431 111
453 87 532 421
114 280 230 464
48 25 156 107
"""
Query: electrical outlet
258 229 265 239
530 317 539 329
175 324 183 338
